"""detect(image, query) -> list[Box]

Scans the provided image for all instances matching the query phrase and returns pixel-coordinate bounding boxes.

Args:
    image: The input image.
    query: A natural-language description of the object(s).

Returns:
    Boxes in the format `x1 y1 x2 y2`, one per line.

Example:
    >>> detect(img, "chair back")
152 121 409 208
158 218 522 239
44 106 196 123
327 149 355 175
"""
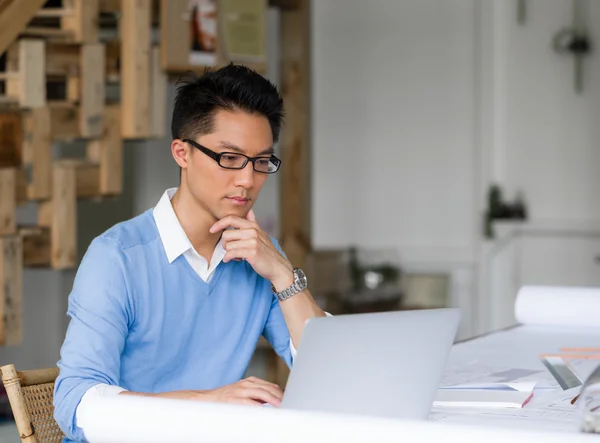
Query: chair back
0 364 63 443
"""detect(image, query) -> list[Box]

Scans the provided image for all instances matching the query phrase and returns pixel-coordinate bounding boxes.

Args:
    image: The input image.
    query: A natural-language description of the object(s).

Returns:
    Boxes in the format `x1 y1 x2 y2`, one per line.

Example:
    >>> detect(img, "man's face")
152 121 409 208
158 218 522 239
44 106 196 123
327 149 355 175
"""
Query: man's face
183 109 273 221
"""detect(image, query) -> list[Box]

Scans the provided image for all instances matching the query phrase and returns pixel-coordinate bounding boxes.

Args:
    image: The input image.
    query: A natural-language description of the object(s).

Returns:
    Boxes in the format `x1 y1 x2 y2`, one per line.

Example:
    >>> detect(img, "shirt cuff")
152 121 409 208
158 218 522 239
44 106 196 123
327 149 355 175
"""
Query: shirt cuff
76 384 127 429
289 311 332 360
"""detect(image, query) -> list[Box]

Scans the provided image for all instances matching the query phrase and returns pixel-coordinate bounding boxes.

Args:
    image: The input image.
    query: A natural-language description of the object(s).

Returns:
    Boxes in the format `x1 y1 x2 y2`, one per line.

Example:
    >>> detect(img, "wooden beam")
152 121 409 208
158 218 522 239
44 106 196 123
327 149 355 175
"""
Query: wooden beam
80 43 105 137
20 226 51 267
46 43 80 76
5 39 46 109
22 107 52 200
268 0 299 9
19 39 46 108
0 235 22 345
0 169 16 236
277 0 311 387
87 105 122 195
17 160 101 203
150 46 167 138
61 0 99 43
105 40 120 82
0 0 47 55
49 103 80 140
0 112 22 168
40 162 77 269
70 160 100 198
121 0 151 138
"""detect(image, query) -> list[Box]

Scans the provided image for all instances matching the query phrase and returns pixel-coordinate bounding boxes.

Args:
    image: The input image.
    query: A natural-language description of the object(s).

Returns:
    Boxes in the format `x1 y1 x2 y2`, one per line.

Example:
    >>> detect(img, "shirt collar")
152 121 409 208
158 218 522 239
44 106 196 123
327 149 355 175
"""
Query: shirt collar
153 188 193 263
153 188 226 265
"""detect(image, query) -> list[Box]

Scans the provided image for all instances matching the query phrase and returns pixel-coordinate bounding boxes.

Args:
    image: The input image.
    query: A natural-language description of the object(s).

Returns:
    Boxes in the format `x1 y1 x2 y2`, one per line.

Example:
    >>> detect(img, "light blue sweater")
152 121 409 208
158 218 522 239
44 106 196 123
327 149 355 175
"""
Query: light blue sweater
53 209 293 441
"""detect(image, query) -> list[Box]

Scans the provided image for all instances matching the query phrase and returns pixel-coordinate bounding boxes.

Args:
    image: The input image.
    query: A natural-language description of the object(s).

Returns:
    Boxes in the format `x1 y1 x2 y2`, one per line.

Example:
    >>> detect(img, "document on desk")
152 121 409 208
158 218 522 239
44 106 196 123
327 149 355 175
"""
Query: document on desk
431 285 600 433
435 381 536 408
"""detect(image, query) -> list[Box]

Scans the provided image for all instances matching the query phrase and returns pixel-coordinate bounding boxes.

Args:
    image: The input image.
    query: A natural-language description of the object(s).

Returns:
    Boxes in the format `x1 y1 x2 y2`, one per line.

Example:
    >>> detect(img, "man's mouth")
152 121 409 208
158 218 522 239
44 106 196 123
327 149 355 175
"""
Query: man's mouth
226 196 250 206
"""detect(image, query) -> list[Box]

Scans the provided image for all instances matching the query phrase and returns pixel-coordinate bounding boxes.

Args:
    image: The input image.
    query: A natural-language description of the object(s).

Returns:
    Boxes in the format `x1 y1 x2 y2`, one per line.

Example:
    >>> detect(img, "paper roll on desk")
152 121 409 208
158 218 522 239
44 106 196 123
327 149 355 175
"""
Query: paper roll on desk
515 286 600 328
81 395 597 443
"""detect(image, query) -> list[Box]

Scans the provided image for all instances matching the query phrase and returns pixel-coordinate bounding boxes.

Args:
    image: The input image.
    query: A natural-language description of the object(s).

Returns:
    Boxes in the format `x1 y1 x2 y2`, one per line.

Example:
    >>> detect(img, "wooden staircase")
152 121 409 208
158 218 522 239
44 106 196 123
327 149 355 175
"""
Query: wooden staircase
0 0 167 346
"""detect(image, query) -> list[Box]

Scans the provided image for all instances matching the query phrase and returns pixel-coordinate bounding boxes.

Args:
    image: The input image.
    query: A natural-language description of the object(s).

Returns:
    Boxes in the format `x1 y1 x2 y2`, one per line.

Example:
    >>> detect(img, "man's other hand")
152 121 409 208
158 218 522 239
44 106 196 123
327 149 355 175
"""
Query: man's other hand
129 376 284 407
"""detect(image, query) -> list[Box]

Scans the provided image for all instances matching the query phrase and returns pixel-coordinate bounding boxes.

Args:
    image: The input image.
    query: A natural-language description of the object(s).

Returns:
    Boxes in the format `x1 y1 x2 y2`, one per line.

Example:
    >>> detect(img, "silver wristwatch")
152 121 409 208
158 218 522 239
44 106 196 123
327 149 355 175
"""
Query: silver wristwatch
272 268 308 301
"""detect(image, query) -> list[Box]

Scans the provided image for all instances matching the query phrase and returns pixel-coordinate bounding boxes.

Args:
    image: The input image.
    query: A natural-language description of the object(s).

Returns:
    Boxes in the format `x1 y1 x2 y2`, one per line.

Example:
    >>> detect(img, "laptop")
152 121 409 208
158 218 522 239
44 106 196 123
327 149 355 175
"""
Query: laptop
280 308 461 420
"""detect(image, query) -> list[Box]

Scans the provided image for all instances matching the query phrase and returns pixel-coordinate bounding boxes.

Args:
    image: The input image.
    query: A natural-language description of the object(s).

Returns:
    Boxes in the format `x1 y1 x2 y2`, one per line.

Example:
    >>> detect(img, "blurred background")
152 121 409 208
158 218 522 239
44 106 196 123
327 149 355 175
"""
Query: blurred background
1 0 600 434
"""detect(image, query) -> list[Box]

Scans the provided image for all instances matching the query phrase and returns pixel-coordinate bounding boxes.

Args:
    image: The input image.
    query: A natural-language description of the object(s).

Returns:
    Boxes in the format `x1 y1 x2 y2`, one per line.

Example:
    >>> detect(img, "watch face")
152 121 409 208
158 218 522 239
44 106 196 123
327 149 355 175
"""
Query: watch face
294 268 307 286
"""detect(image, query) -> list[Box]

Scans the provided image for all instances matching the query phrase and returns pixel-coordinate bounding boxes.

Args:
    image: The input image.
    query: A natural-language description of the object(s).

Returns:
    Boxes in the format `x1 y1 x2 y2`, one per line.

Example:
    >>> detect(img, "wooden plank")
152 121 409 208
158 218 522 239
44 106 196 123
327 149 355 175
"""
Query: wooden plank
46 43 80 76
22 107 52 200
99 0 121 13
49 103 80 140
37 201 52 228
61 0 99 43
0 112 22 168
35 7 75 18
268 0 299 9
80 43 105 137
72 161 100 198
150 46 167 138
159 0 189 71
49 163 77 269
17 39 46 108
20 226 51 267
14 169 27 205
20 159 101 202
0 0 47 55
121 0 151 138
87 105 122 195
0 169 16 235
276 0 311 387
66 75 80 102
0 235 23 345
105 40 120 82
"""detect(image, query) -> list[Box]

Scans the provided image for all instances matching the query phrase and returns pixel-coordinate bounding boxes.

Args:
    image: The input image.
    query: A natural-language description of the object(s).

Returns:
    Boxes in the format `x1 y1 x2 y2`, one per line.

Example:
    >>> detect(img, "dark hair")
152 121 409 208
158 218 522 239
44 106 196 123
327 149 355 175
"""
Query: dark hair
171 64 284 144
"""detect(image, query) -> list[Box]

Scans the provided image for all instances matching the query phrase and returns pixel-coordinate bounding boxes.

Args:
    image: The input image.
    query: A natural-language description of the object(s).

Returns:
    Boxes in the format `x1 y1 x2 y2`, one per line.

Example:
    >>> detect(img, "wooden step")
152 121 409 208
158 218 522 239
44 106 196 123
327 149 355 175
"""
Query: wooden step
19 226 51 267
0 0 47 55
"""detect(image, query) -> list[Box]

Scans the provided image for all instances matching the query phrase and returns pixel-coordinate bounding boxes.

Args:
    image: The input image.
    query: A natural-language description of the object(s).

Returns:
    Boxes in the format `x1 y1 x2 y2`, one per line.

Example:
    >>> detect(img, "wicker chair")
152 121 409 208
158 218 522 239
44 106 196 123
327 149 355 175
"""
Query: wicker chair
0 364 64 443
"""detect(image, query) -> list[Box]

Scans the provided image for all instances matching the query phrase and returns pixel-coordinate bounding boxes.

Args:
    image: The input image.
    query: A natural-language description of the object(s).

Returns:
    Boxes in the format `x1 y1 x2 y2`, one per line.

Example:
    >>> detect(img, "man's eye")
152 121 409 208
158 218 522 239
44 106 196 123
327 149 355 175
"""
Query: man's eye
222 155 239 162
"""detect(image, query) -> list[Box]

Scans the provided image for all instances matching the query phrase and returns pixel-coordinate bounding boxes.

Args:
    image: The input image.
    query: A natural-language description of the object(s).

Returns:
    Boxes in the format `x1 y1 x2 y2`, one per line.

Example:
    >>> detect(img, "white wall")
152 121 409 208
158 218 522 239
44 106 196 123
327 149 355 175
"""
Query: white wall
492 0 600 224
311 0 478 266
312 0 600 337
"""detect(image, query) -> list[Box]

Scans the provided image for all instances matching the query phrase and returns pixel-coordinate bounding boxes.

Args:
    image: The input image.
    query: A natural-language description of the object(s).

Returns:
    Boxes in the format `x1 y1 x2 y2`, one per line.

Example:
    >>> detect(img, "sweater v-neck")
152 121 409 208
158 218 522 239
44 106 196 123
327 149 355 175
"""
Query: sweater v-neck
178 253 228 294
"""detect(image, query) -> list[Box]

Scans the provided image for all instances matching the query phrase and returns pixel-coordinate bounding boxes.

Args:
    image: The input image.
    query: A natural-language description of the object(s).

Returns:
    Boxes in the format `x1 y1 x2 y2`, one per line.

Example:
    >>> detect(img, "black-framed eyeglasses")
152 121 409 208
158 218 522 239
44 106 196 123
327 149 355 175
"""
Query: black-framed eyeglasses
183 139 282 174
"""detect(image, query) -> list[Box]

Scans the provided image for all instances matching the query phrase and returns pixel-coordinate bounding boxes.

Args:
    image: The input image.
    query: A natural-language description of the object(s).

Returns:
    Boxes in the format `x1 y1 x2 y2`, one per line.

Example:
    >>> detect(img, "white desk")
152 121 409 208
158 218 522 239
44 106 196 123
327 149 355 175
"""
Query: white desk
82 324 600 442
431 325 600 433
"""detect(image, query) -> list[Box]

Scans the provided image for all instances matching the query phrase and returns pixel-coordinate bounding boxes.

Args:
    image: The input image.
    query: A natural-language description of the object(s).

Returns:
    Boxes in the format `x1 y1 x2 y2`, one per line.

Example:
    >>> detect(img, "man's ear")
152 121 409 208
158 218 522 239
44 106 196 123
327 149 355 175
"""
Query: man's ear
172 139 189 169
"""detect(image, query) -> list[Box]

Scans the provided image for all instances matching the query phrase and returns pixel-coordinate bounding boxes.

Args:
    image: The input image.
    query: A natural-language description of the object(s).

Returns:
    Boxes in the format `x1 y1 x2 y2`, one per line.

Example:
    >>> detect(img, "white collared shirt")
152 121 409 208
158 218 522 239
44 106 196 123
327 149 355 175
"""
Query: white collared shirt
153 187 226 282
76 187 299 429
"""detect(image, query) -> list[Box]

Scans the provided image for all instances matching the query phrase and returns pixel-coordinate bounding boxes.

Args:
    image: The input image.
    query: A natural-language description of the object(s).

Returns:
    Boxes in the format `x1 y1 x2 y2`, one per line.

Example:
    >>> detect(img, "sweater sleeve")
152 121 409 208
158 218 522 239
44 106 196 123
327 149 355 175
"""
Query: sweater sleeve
261 237 294 367
53 236 133 441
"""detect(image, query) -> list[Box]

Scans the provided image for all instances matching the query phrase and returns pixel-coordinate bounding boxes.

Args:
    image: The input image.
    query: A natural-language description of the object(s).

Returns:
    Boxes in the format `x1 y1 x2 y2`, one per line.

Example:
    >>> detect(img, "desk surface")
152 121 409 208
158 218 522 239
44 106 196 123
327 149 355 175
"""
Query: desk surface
430 325 600 433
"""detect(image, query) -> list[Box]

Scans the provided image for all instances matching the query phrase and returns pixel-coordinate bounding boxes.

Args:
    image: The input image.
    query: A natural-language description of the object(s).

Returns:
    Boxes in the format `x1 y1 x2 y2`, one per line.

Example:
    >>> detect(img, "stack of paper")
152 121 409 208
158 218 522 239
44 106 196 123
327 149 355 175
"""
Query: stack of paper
434 381 535 409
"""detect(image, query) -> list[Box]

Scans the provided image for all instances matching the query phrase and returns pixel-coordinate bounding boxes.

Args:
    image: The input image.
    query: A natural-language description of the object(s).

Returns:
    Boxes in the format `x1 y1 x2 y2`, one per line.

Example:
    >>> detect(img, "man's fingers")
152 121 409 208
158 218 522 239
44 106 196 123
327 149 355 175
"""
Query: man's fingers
242 379 283 401
222 245 258 263
236 398 263 406
221 228 259 243
245 209 256 222
240 387 282 406
209 215 253 233
245 377 282 392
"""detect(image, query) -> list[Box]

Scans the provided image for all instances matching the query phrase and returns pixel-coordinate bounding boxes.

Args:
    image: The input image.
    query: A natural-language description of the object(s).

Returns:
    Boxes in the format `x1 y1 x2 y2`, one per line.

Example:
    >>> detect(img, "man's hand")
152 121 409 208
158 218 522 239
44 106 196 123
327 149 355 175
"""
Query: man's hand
209 210 294 291
122 376 284 407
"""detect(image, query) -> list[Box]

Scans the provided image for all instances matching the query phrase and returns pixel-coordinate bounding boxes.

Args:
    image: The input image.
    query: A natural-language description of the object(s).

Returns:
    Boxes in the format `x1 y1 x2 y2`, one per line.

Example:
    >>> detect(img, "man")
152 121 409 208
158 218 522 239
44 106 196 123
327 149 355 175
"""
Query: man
54 64 326 441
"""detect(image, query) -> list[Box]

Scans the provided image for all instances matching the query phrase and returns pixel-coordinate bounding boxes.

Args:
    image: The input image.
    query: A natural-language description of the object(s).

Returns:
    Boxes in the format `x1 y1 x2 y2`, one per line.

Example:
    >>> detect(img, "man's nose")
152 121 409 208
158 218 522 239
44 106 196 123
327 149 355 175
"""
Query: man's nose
234 161 255 187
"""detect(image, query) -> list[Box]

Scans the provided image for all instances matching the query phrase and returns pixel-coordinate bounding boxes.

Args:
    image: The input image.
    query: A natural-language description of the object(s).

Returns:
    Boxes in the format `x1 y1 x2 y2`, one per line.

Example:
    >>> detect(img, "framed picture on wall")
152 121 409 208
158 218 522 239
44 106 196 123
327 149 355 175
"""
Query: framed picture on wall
160 0 267 73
